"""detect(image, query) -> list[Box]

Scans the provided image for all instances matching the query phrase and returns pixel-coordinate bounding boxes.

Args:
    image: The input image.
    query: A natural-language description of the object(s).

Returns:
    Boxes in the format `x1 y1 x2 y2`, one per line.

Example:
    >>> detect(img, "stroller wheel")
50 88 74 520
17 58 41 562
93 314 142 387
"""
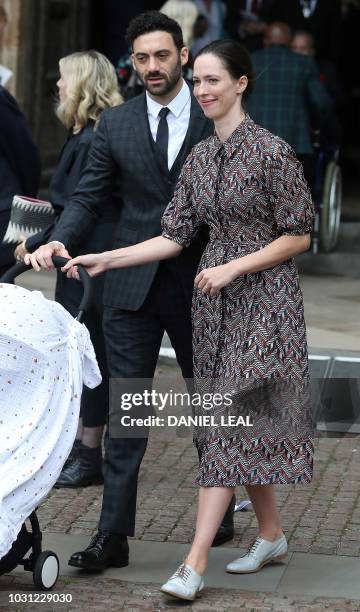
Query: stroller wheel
33 551 59 590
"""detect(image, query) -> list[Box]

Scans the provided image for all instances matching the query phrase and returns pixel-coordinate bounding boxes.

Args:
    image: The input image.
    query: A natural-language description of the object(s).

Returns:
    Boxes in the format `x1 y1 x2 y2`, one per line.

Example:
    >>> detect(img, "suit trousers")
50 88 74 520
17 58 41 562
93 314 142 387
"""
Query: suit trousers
100 262 194 536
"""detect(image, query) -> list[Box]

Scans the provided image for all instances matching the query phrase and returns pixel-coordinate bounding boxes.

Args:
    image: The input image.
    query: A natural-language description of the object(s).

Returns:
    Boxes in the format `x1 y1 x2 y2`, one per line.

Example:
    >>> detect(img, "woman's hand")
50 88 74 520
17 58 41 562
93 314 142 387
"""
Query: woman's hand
14 240 28 262
194 261 238 297
62 252 111 280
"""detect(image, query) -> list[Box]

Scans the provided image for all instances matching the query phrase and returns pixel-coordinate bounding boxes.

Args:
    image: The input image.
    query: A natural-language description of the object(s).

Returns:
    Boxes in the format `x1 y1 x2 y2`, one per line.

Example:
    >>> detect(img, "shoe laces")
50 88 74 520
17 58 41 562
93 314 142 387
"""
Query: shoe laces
173 563 192 583
88 531 110 551
246 537 262 557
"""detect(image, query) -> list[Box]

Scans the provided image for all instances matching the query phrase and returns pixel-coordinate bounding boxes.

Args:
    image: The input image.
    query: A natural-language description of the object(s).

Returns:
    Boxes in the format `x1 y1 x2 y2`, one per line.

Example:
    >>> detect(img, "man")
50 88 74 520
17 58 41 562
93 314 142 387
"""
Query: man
291 29 344 147
265 0 341 62
291 29 344 112
247 21 333 185
26 11 235 570
0 85 41 275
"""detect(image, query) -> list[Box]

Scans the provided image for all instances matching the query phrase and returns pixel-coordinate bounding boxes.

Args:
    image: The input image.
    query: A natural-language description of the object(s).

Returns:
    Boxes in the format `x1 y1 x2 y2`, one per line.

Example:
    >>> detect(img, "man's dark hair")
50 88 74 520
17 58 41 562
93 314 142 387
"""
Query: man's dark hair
126 10 184 51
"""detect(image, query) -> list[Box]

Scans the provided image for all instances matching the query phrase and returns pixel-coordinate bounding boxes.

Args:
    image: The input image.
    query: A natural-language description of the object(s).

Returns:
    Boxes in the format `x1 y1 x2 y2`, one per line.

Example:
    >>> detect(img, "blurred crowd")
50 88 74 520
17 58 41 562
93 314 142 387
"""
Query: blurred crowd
115 1 359 156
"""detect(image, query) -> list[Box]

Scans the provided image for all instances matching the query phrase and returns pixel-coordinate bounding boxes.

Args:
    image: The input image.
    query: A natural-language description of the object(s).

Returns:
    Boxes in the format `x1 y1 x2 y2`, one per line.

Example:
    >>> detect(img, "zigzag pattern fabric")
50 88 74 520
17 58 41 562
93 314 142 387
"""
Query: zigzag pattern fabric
162 115 315 486
3 195 54 244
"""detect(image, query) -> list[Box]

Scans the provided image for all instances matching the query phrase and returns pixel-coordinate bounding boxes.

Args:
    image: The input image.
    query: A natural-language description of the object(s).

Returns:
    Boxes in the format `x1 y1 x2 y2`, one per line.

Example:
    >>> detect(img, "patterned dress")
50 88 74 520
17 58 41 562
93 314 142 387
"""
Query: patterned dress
162 115 315 487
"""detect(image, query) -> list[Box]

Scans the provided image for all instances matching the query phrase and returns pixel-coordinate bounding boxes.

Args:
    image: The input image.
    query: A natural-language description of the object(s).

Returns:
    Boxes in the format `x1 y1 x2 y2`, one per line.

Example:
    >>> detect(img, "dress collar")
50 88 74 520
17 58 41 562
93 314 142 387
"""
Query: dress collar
146 79 190 119
211 114 254 159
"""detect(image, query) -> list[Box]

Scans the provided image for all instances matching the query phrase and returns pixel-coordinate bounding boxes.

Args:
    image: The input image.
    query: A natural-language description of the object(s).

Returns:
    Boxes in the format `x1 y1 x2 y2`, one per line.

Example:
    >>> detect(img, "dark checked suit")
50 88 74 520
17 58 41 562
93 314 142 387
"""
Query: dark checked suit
51 91 213 535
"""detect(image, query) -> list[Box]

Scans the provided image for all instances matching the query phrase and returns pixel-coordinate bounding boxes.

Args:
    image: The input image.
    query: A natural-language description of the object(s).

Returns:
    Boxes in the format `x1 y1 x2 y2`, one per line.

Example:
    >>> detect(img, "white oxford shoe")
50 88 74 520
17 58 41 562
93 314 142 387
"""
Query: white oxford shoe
226 535 288 574
160 563 204 600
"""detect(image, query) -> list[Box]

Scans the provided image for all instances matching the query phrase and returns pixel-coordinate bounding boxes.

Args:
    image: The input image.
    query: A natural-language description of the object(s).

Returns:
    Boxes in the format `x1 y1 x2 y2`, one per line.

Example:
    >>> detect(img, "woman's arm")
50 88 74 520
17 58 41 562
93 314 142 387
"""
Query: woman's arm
62 235 182 278
195 234 310 296
231 234 310 276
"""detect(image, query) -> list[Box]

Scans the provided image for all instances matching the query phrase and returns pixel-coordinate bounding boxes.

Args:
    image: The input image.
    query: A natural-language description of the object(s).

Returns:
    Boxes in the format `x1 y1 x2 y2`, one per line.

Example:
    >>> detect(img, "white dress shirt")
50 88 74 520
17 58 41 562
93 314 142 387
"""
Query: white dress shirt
146 79 191 170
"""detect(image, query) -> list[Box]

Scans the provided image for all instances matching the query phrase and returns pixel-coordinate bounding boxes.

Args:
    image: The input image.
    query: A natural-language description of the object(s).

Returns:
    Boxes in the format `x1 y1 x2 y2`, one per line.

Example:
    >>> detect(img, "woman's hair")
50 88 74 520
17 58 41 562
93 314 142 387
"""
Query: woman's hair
195 39 254 99
56 50 123 132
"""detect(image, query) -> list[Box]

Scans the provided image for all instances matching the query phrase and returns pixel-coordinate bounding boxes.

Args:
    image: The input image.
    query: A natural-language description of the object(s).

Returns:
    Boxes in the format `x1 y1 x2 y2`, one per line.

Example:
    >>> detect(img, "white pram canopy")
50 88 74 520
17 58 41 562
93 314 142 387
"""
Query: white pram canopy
0 283 101 559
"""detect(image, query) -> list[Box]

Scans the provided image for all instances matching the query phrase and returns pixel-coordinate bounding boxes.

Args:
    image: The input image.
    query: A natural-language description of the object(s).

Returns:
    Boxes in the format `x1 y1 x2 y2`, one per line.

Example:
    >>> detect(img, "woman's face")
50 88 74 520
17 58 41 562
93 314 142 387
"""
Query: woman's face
56 67 68 103
193 53 246 122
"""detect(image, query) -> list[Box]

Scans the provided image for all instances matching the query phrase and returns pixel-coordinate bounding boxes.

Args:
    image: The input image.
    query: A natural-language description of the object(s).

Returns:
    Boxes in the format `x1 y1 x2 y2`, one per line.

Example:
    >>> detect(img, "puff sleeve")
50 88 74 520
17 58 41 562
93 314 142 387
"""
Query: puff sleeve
270 141 315 236
161 149 200 247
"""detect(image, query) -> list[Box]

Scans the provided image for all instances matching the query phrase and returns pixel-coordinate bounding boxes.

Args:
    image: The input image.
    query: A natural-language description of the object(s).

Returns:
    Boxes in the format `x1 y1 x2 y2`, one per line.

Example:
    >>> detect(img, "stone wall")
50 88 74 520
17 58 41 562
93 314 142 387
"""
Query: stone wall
0 0 32 110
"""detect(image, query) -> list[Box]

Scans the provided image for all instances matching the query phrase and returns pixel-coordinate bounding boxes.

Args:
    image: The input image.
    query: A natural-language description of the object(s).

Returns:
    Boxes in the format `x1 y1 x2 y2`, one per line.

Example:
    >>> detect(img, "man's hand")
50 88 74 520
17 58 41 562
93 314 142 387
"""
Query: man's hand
14 240 29 262
24 242 70 271
62 252 110 280
194 262 238 297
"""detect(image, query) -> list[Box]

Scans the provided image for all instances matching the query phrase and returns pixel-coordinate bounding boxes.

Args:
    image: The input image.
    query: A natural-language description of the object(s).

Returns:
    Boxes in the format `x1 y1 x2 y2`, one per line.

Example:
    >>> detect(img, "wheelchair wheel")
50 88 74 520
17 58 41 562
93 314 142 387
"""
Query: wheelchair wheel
320 160 342 252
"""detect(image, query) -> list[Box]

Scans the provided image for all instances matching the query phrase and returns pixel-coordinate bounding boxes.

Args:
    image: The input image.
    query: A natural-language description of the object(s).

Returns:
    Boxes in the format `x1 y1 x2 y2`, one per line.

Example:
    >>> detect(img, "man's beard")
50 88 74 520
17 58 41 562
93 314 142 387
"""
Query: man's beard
142 58 182 97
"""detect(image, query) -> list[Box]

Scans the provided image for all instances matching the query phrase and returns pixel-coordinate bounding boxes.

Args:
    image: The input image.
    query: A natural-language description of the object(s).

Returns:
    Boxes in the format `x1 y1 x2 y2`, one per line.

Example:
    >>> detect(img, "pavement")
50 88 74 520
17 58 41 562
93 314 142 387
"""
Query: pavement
1 268 360 611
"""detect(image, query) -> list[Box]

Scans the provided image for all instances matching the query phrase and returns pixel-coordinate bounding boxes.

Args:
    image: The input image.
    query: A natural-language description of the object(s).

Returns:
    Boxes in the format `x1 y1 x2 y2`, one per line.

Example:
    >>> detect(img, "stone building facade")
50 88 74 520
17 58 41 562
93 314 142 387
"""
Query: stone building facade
0 0 90 173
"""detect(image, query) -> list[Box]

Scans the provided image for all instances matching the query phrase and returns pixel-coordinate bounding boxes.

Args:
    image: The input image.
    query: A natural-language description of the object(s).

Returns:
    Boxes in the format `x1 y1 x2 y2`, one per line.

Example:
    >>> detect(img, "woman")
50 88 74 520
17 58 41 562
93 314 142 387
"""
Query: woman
60 40 314 599
17 51 122 488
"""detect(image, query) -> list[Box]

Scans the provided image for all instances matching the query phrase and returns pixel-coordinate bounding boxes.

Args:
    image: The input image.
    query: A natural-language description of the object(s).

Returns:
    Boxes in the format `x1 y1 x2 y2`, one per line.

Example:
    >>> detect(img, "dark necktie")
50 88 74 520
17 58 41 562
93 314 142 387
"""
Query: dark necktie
156 107 170 167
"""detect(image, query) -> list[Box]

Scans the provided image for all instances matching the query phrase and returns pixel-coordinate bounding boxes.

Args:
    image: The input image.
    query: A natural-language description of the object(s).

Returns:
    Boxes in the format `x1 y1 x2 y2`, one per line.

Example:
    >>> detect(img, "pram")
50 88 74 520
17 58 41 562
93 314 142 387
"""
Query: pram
0 256 96 590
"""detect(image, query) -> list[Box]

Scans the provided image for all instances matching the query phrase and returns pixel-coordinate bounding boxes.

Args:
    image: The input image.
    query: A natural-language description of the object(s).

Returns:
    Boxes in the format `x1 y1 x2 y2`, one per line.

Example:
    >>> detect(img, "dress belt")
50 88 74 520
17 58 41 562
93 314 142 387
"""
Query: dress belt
209 237 273 249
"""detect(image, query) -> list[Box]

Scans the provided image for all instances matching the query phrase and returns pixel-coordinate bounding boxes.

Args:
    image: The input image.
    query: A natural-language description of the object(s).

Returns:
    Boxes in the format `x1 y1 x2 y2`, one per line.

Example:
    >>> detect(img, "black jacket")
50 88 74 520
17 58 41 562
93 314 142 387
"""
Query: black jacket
0 86 41 267
267 0 342 61
26 123 119 254
51 92 213 310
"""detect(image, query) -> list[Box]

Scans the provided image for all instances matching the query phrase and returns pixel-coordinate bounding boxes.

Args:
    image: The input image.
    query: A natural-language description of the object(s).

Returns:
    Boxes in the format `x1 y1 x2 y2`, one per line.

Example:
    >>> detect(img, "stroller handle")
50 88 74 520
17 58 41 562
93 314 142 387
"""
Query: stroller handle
0 256 92 321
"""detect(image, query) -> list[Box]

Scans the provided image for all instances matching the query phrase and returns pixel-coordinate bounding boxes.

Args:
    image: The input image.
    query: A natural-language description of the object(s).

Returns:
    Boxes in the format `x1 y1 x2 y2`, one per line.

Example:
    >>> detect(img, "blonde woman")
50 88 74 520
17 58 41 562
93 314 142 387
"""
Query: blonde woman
16 50 122 487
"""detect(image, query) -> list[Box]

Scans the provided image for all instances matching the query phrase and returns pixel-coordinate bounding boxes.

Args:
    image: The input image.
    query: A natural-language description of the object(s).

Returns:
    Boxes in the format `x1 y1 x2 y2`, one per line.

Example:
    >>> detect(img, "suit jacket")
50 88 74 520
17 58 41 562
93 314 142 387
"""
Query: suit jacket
0 86 41 267
26 123 119 254
267 0 341 61
247 45 333 154
51 92 213 310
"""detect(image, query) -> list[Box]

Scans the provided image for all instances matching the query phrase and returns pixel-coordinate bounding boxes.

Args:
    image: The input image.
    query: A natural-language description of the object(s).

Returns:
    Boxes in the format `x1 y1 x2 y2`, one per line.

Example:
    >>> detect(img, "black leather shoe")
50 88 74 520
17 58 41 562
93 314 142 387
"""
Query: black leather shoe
212 494 236 547
68 531 129 571
55 445 103 488
63 439 82 469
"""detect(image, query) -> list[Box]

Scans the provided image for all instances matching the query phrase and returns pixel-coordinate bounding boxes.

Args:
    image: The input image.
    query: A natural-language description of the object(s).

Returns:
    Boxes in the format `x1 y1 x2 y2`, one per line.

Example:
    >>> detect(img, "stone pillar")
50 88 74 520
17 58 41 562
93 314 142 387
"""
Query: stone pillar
0 0 91 169
0 0 36 113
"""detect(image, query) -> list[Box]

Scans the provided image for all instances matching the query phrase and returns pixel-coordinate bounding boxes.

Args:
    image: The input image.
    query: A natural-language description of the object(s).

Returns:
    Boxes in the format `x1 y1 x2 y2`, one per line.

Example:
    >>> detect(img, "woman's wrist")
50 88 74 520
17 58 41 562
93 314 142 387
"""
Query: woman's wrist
103 250 115 271
105 247 126 271
227 258 246 281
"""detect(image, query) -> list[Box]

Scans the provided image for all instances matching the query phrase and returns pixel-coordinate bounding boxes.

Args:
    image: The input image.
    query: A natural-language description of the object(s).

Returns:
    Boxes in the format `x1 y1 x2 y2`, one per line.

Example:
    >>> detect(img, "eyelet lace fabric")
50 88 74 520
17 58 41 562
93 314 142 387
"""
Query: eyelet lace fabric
0 284 101 560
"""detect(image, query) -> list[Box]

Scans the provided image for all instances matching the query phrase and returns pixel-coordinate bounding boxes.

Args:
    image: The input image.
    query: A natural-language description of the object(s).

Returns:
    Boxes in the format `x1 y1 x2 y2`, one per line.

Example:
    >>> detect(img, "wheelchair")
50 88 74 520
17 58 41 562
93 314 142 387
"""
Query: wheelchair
311 130 342 254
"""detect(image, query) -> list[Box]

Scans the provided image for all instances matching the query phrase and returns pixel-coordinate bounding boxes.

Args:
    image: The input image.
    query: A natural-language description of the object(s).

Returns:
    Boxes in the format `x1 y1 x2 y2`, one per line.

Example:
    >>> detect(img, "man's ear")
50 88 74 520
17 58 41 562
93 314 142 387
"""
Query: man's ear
180 46 189 67
131 53 136 71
